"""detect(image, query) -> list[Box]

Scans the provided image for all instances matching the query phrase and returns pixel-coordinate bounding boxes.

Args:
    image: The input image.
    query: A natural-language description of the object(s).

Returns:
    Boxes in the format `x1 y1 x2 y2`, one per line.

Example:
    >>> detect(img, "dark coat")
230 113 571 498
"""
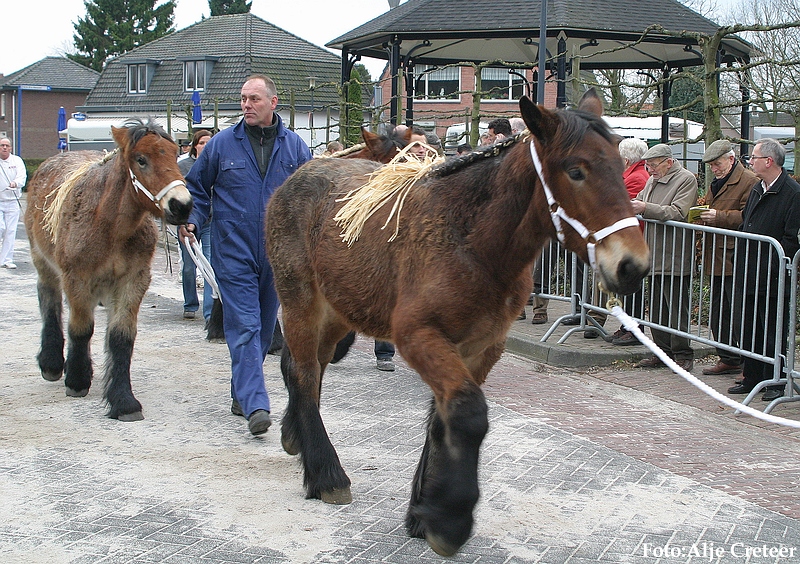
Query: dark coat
736 169 800 295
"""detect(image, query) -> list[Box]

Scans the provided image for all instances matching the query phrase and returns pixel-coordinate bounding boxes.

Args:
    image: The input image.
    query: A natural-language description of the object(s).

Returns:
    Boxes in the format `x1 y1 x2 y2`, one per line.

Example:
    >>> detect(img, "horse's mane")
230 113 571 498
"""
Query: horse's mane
433 108 615 178
122 118 173 146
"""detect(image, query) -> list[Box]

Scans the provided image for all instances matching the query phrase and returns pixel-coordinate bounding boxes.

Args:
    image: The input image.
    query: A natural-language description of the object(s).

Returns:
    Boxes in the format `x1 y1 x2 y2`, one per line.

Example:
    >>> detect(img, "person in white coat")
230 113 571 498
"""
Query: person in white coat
0 137 26 269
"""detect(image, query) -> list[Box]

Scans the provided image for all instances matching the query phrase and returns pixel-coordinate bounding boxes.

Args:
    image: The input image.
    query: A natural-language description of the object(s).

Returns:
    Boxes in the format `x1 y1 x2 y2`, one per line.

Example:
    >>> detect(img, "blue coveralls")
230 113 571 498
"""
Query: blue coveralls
185 116 312 418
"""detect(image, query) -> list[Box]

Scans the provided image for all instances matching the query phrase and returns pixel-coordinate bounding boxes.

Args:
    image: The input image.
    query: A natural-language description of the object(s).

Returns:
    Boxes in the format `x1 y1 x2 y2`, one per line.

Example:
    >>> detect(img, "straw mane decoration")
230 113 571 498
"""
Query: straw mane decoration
334 142 444 246
42 150 116 242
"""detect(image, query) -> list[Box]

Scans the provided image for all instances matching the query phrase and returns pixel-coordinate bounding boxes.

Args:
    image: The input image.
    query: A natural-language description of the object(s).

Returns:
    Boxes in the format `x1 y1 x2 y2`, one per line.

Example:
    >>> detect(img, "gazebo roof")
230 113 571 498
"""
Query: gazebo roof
328 0 752 69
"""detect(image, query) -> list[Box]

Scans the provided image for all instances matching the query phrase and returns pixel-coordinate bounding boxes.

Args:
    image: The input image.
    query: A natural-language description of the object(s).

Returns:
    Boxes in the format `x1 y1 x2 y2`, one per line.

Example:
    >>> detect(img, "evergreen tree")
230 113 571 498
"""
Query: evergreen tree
343 64 373 146
70 0 176 72
209 0 252 15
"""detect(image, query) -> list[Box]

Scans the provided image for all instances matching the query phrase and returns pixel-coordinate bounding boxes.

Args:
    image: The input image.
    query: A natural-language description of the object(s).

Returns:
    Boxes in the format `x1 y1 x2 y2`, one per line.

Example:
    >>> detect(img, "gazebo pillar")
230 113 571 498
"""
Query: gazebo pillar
556 33 567 108
661 67 671 143
740 78 751 156
389 36 402 125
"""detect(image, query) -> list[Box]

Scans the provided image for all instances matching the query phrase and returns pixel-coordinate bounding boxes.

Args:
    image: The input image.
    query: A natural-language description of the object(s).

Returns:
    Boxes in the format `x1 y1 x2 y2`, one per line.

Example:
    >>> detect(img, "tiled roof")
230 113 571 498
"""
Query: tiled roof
0 57 99 91
328 0 751 67
331 0 723 43
82 13 343 114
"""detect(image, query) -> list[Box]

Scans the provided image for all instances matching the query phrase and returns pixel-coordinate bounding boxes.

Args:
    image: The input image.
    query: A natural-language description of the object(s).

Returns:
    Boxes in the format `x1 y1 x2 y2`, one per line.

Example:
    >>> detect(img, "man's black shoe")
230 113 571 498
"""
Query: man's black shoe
762 387 784 402
727 383 754 395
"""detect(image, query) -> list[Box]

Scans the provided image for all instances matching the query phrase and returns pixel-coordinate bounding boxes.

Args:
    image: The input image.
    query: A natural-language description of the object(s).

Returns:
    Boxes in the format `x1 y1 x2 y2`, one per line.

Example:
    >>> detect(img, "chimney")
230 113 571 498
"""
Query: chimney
388 0 401 8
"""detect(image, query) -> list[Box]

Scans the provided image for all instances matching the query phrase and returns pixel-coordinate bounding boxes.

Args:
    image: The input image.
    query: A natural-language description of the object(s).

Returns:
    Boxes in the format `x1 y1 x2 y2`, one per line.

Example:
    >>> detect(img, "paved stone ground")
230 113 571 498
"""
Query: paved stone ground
2 213 800 563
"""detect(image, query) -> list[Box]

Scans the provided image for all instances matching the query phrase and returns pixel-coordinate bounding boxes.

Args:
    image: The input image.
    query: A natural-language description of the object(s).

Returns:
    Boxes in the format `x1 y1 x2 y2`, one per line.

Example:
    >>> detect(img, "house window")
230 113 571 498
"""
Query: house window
414 64 459 101
128 64 147 94
184 60 205 91
480 68 525 101
0 93 5 118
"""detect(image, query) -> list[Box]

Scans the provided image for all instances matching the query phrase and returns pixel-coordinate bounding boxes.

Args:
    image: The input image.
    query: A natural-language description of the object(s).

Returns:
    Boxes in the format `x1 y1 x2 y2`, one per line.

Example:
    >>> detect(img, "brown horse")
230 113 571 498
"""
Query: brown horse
265 90 649 556
24 119 193 421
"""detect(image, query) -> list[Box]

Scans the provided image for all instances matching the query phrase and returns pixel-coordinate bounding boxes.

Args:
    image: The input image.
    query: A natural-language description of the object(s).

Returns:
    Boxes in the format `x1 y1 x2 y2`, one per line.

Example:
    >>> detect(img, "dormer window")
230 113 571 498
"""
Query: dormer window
128 64 148 94
126 59 159 95
185 60 205 91
181 57 217 92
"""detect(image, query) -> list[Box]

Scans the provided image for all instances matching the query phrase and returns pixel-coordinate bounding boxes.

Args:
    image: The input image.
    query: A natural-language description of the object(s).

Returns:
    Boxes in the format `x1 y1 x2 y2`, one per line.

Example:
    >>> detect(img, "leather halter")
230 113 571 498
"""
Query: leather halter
529 140 639 271
129 168 186 210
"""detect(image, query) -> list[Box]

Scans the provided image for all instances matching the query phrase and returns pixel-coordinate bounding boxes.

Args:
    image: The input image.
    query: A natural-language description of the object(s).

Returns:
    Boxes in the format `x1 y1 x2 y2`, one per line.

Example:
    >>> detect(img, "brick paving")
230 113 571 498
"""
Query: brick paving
2 216 800 563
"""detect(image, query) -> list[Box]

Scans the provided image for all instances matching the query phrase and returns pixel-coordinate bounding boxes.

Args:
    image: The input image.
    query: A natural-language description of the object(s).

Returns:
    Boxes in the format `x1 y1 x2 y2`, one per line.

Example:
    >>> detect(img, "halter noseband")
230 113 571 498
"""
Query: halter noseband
529 140 639 272
129 168 186 210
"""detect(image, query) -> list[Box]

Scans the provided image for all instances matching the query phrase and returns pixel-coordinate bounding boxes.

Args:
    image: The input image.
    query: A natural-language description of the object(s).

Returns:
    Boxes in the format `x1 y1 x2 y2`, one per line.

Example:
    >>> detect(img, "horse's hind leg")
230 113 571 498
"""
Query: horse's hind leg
35 274 65 382
280 317 352 504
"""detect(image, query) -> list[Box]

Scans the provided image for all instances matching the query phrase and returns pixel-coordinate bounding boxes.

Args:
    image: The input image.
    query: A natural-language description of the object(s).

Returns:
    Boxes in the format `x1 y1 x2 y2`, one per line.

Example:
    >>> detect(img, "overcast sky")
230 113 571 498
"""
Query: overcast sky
3 0 395 78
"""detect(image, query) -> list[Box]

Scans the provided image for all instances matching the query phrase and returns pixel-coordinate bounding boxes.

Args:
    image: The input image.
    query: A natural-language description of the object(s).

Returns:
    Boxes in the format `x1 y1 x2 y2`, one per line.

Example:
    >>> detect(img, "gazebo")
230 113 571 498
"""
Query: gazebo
328 0 753 146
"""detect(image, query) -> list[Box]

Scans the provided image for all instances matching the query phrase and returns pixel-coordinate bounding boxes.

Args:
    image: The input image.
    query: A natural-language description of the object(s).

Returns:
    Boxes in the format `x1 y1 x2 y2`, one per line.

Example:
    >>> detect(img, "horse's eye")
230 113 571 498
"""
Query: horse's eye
136 156 147 167
567 168 585 181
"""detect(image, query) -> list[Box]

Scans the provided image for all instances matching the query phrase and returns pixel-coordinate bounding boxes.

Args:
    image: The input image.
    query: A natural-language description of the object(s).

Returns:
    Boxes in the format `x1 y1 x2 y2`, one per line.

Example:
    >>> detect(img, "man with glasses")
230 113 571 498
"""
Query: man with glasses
728 138 800 401
630 144 698 371
0 137 26 269
694 140 756 377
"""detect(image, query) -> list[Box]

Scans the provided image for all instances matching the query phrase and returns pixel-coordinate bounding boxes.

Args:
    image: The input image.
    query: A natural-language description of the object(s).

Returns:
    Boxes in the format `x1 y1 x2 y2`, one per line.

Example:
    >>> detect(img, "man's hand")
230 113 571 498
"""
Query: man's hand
179 224 197 246
630 199 646 215
699 209 717 224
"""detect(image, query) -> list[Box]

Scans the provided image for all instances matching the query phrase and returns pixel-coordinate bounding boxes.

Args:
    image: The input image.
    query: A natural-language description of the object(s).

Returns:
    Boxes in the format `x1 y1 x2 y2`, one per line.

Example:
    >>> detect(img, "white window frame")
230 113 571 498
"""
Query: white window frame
480 68 525 102
128 64 147 94
413 64 460 102
184 60 206 92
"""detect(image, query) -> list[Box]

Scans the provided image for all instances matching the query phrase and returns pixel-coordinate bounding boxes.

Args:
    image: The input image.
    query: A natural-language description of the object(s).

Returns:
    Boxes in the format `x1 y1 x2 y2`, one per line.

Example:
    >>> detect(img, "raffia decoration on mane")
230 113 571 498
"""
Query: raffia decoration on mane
42 150 116 242
334 141 444 246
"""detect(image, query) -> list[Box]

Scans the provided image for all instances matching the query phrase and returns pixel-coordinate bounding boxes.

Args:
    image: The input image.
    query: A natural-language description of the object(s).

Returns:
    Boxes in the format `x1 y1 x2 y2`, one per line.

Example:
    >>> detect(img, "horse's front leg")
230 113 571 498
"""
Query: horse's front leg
280 319 352 504
398 329 490 557
102 278 147 421
62 297 95 398
34 265 65 381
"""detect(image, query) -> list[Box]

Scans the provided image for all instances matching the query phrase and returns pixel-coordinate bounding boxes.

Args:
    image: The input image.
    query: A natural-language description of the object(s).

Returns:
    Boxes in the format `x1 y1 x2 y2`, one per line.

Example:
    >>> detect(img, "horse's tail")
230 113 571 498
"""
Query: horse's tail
330 331 356 364
42 157 103 241
205 298 225 342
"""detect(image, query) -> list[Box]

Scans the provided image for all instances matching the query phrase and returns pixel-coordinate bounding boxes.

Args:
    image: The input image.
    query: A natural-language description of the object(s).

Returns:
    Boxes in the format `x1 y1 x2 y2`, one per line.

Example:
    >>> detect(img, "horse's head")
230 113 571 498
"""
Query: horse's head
520 89 650 295
345 127 410 164
112 119 193 225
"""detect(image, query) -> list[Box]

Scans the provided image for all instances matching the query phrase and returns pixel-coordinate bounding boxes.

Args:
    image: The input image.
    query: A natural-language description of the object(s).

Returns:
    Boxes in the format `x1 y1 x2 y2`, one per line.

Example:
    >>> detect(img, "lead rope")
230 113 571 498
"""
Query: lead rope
528 141 639 270
607 299 800 428
183 236 221 302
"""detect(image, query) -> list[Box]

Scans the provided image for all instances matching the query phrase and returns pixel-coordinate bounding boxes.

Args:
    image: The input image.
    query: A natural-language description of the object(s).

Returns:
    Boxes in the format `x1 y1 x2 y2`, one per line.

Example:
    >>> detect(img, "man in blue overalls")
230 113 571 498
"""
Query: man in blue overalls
180 74 312 435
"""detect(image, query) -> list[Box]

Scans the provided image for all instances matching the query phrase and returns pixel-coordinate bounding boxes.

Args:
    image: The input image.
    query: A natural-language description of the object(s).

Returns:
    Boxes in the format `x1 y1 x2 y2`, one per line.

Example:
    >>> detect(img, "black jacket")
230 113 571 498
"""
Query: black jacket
737 169 800 295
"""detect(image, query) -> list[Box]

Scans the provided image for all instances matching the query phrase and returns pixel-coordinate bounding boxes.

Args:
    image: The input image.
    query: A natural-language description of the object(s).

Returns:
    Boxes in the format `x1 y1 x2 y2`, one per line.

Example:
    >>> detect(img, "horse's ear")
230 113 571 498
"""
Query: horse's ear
111 126 128 149
577 88 604 117
361 127 381 153
519 96 559 146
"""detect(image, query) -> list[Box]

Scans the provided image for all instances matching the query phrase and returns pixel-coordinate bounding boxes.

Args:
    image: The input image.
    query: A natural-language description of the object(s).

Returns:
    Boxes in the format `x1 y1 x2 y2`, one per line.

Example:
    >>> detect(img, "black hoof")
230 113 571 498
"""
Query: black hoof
42 370 63 382
117 411 144 422
281 435 299 455
65 387 89 397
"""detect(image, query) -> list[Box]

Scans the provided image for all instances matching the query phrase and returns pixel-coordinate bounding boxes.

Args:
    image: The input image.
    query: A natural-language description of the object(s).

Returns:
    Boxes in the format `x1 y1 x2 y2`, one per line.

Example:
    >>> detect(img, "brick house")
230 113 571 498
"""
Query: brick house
0 57 99 159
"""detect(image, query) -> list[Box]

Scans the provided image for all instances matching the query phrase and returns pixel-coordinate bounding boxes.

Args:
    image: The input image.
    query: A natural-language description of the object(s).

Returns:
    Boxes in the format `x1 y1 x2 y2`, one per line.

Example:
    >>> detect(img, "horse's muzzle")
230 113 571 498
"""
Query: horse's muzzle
162 187 193 225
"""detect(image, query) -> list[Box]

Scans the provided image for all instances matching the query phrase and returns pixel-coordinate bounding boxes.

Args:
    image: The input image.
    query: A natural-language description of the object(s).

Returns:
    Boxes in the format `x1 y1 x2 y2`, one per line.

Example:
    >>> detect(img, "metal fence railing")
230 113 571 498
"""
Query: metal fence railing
534 218 800 413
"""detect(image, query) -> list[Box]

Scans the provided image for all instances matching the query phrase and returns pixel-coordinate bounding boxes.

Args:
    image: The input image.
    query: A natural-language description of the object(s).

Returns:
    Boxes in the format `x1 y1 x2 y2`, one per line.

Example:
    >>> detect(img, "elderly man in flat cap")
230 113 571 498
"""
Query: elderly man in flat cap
630 144 698 371
693 139 757 377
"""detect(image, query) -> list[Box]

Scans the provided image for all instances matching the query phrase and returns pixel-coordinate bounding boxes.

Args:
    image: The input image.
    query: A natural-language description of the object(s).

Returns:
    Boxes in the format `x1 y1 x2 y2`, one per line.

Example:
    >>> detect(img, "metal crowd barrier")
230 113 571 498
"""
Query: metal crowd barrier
534 218 800 413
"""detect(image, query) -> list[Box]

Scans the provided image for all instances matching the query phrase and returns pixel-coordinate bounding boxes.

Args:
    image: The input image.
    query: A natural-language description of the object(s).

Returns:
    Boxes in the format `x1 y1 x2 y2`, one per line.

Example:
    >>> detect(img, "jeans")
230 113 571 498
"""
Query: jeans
179 223 212 319
374 340 395 360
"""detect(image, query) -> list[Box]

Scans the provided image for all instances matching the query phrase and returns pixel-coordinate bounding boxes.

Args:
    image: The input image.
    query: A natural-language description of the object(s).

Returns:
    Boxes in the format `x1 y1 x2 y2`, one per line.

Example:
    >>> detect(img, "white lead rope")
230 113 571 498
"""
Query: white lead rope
610 304 800 428
529 140 639 271
183 236 221 302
